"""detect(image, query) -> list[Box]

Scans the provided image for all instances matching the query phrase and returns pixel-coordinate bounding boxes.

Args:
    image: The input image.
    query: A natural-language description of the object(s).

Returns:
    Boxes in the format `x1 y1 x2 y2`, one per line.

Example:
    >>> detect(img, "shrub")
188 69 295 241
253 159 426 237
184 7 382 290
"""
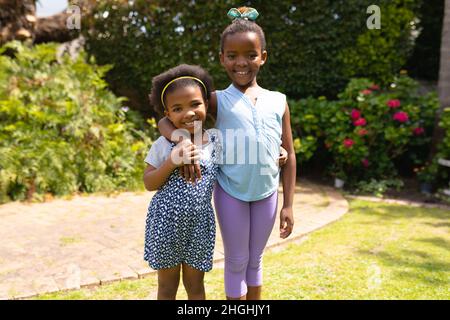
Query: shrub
420 108 450 191
289 96 327 164
0 41 156 203
340 1 419 86
289 74 438 189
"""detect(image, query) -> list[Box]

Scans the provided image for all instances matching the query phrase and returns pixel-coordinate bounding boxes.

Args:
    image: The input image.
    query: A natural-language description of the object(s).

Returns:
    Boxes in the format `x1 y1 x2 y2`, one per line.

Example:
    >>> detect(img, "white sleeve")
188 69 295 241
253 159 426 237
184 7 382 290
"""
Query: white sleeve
144 137 172 168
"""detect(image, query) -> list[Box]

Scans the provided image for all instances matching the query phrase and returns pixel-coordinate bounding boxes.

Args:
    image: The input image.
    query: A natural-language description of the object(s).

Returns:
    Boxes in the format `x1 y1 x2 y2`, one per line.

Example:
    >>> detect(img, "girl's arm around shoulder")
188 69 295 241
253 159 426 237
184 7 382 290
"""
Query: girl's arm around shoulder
280 102 297 239
208 91 217 120
158 117 179 142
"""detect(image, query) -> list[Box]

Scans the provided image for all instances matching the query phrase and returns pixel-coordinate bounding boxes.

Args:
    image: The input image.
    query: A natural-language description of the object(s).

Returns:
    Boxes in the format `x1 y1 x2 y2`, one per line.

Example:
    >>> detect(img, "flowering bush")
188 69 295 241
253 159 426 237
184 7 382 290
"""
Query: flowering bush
289 74 438 190
321 75 438 187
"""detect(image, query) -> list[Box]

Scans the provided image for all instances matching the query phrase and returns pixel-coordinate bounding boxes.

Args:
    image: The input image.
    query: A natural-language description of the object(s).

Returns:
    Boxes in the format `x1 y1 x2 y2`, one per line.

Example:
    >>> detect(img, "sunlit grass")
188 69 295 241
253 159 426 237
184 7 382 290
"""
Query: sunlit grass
35 200 450 300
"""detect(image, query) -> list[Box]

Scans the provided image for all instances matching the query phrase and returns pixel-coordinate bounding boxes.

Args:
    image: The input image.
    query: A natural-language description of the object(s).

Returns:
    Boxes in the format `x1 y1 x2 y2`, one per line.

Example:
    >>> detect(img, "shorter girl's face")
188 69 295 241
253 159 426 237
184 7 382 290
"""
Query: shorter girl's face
164 85 207 134
220 31 267 90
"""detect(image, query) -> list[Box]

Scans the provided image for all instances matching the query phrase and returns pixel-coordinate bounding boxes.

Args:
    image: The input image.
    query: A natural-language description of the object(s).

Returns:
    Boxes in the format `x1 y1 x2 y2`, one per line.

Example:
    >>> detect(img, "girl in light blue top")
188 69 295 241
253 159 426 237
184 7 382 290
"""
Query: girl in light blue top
215 83 287 201
158 7 296 300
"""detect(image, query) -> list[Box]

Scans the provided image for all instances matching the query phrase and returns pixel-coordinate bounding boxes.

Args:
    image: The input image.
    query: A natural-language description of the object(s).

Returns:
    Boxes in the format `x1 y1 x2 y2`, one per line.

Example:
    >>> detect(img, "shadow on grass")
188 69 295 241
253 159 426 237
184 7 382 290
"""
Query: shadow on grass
351 202 450 286
423 222 450 228
358 245 450 286
416 237 450 252
351 202 450 221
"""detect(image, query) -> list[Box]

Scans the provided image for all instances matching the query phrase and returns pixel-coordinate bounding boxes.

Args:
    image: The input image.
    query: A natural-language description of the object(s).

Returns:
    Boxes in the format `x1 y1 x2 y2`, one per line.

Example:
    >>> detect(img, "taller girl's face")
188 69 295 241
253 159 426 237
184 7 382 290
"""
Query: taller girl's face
220 31 267 90
164 85 207 135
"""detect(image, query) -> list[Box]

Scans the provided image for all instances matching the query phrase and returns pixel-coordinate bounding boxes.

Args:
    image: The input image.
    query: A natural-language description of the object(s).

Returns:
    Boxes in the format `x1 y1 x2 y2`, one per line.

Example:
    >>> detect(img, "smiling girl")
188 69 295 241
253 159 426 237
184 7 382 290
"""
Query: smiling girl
143 64 220 300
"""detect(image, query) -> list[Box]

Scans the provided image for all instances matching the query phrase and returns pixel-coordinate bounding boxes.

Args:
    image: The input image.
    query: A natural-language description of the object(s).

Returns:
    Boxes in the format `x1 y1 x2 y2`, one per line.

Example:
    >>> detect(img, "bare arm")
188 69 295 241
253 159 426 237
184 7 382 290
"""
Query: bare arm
209 91 217 120
280 102 297 238
143 161 176 191
158 117 178 142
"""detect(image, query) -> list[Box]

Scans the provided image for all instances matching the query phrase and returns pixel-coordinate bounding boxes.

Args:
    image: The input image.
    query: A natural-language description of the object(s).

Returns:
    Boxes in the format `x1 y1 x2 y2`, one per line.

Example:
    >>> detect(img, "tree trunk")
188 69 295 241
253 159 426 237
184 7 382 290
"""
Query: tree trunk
0 0 96 45
429 0 450 158
34 11 73 43
0 0 36 44
35 0 96 43
439 1 450 109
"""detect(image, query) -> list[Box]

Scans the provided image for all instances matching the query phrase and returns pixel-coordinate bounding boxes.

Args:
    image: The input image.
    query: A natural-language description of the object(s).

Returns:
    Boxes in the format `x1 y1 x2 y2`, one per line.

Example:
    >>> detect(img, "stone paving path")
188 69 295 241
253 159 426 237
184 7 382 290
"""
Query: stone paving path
0 179 348 299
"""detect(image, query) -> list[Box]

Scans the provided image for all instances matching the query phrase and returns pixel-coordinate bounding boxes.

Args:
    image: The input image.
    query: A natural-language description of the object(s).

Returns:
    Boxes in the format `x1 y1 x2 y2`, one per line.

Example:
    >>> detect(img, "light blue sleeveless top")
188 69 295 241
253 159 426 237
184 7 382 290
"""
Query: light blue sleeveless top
215 84 286 201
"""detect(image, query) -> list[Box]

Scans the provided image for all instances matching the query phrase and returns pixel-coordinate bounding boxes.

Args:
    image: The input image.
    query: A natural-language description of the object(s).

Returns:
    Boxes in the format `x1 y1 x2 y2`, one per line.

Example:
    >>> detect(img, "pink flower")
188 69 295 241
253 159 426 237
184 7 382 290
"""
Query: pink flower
357 129 368 136
393 111 409 123
353 118 367 126
369 84 380 91
343 139 354 148
387 99 401 108
351 109 361 120
413 127 425 135
361 158 369 167
361 89 372 95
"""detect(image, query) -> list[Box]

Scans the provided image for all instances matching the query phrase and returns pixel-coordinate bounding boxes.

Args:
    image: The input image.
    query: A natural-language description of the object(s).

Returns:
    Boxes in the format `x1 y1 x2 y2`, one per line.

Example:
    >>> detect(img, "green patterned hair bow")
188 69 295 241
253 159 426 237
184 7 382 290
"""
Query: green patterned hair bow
227 7 259 21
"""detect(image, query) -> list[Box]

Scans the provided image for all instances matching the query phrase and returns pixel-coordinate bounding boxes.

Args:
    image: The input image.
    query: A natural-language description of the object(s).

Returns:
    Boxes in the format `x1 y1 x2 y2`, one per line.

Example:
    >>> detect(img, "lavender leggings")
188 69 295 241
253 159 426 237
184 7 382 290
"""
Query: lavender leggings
213 183 278 298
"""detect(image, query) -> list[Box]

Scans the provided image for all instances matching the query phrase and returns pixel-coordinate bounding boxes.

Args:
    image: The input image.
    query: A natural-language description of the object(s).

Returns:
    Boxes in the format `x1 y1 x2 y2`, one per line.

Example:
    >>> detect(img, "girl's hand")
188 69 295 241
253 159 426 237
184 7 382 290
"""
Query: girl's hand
170 140 200 168
278 146 288 166
280 207 294 239
171 140 202 183
172 139 202 184
179 163 202 184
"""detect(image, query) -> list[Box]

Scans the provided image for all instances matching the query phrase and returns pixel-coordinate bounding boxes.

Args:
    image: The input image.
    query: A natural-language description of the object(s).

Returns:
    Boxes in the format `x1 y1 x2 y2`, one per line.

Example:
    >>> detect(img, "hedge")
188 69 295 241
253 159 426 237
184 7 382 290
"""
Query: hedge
83 0 420 117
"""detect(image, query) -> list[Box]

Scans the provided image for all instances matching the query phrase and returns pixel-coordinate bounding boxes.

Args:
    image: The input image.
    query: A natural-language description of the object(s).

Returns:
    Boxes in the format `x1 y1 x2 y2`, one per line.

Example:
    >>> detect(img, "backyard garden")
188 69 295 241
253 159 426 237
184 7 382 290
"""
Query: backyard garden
0 0 448 301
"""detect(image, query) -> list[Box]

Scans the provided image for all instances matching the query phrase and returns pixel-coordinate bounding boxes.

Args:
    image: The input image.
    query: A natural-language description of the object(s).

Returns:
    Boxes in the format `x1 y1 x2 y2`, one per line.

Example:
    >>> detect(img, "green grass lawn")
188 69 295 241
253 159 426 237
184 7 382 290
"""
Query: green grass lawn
35 199 450 300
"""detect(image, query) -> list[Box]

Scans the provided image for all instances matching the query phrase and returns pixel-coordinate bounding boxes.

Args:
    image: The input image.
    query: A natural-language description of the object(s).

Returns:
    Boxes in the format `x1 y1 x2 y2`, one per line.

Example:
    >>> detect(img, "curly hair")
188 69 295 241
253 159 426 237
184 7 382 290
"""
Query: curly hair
149 64 214 116
220 7 266 53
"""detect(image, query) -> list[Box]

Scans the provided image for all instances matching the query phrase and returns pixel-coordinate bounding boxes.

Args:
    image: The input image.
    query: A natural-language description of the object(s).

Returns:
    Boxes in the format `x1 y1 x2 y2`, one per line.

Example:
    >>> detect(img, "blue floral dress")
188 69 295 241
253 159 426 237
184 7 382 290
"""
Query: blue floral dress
143 131 220 272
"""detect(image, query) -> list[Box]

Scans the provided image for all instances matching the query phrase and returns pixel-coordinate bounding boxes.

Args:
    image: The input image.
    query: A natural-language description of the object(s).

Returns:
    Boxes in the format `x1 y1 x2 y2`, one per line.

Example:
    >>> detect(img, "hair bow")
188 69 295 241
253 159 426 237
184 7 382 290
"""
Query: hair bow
227 7 259 21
